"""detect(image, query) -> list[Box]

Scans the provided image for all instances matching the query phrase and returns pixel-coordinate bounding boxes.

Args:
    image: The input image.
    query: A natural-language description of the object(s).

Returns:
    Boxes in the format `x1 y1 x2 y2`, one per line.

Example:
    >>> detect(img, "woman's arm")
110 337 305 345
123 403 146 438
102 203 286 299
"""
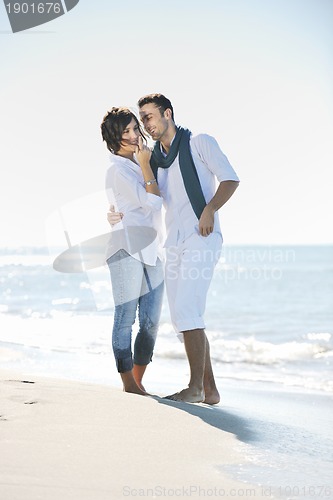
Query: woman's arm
135 136 160 197
106 137 161 228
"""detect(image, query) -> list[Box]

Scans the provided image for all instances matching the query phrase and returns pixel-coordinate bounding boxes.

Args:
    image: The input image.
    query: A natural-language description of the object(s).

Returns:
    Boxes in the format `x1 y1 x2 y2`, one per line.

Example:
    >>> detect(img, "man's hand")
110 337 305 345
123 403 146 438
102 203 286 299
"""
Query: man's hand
198 180 239 236
107 204 123 227
198 205 215 236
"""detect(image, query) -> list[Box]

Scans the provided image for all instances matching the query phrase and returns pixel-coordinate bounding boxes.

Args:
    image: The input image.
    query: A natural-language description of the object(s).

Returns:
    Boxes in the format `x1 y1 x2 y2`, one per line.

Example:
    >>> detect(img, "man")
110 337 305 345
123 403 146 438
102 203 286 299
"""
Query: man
109 94 239 404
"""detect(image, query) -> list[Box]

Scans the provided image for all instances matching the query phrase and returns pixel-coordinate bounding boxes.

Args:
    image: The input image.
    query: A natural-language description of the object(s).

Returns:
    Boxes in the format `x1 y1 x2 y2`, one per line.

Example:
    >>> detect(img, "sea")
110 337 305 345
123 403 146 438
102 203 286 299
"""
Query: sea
1 244 332 498
1 244 332 393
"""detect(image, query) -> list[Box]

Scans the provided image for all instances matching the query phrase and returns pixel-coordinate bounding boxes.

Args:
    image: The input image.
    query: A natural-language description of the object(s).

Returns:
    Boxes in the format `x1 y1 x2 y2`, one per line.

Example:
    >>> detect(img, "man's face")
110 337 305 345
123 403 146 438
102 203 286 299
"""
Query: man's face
139 103 169 141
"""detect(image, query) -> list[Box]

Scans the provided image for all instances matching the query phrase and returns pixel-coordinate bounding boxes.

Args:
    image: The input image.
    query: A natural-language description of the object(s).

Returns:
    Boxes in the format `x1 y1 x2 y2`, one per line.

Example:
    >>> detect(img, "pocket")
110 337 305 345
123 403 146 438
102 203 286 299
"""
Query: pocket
198 233 222 264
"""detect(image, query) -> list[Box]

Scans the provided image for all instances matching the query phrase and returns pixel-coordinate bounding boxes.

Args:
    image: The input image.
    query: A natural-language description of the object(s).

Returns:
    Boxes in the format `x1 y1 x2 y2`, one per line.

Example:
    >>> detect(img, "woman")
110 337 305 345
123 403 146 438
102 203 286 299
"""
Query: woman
101 107 164 395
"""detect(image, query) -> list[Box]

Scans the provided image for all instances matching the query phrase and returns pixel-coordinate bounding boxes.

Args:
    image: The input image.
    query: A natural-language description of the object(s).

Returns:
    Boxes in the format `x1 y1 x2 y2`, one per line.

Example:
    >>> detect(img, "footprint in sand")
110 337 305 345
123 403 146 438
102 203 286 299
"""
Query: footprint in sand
2 380 38 405
5 380 36 384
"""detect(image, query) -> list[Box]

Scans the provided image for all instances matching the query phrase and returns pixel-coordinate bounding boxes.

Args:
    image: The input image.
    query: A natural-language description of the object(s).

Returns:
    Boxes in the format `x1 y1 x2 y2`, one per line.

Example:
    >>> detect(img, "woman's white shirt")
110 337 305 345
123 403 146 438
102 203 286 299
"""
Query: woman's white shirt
105 153 163 266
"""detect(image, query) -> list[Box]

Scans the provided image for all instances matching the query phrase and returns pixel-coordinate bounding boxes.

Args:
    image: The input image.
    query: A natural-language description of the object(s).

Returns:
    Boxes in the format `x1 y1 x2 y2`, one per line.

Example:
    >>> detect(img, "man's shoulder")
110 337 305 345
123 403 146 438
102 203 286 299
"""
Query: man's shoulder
189 131 213 142
189 132 218 154
190 131 217 146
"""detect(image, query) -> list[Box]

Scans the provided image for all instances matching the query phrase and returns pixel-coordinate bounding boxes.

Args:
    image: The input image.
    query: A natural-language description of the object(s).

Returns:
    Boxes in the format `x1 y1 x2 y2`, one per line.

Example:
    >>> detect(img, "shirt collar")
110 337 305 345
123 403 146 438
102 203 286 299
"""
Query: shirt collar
160 133 176 158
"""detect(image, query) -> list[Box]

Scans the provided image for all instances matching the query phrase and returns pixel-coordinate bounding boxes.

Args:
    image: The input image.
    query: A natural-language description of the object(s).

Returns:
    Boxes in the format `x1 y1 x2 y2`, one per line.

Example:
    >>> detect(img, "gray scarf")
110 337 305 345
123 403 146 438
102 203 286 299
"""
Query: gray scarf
150 127 206 219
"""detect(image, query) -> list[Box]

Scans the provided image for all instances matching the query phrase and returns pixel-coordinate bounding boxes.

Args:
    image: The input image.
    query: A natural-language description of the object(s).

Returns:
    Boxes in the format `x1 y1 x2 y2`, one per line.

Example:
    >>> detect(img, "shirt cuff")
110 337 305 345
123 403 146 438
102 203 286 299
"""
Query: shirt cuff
145 192 163 211
216 175 240 183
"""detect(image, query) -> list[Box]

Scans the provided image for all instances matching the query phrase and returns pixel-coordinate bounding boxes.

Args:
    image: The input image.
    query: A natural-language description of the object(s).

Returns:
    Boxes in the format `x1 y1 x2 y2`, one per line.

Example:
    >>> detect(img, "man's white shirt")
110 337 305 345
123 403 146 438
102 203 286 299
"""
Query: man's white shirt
157 133 239 247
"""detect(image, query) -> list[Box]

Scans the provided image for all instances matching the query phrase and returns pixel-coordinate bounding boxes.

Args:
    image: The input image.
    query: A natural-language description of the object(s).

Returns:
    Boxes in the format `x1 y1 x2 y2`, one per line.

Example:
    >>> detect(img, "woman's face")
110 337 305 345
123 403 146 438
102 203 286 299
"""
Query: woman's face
118 118 141 157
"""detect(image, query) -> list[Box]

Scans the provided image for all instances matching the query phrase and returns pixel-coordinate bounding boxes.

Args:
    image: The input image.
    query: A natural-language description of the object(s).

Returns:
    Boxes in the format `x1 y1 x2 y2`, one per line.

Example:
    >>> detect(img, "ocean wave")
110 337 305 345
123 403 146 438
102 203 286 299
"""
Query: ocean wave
210 335 332 365
1 311 332 394
1 312 331 366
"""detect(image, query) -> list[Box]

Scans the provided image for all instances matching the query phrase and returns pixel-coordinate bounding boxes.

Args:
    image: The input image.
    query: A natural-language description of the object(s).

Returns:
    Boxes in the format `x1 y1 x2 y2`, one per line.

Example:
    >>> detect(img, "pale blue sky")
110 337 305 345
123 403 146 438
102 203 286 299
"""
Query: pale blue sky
0 0 332 247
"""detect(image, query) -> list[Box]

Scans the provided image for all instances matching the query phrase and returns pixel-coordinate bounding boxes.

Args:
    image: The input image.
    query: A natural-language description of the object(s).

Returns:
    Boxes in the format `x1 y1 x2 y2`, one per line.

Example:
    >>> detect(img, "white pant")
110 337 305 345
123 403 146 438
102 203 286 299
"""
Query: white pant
164 232 222 334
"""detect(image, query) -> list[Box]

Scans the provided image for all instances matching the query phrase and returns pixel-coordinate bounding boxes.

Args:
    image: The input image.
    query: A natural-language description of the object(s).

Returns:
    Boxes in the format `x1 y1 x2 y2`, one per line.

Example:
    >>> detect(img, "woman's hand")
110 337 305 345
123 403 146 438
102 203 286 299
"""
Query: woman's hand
107 204 123 226
135 137 160 196
135 136 152 166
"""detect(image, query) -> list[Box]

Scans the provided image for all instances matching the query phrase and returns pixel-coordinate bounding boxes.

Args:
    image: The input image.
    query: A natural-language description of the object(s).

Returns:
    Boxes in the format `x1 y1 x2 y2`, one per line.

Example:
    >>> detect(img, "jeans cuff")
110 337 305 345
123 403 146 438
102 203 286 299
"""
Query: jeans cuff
116 356 133 373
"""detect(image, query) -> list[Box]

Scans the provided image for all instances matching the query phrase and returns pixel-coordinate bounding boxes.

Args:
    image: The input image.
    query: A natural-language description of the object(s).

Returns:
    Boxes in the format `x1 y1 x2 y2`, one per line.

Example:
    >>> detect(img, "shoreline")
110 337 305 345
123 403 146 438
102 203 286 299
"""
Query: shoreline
1 359 333 500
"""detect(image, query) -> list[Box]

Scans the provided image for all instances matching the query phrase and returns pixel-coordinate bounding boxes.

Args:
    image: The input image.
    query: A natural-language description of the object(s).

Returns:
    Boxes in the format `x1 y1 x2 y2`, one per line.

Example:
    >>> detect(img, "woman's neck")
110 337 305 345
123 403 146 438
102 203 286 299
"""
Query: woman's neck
117 150 135 162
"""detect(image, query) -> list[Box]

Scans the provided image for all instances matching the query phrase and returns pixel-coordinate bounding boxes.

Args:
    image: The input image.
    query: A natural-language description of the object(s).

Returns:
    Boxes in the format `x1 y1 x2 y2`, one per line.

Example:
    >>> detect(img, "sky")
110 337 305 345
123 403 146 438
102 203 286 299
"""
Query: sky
0 0 332 248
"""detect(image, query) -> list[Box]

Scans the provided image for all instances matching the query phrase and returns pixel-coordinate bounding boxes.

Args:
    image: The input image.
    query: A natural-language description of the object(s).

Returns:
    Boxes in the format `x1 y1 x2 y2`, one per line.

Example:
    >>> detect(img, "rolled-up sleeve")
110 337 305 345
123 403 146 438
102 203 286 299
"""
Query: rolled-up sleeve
115 168 162 212
193 134 240 183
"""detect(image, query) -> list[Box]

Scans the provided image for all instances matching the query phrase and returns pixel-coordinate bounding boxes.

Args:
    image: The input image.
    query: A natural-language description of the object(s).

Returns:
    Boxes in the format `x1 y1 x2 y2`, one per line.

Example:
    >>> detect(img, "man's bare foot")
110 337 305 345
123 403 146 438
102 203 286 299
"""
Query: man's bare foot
165 387 205 403
203 388 220 405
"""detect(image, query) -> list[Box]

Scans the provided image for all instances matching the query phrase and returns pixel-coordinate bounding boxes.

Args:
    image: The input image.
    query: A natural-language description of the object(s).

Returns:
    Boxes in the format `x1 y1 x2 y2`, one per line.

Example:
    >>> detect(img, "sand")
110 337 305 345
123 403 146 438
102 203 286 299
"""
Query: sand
0 369 272 500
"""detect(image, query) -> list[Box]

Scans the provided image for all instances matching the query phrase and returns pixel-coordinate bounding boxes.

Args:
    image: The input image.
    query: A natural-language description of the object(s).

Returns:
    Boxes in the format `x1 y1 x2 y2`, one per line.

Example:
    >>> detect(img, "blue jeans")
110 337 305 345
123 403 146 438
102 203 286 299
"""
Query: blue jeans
107 250 164 373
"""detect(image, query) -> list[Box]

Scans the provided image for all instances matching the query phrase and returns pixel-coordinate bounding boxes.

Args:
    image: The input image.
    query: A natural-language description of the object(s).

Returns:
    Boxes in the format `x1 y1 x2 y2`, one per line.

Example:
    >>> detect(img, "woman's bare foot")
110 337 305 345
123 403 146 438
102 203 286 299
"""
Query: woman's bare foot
132 364 147 393
135 381 146 392
123 384 147 396
121 371 147 396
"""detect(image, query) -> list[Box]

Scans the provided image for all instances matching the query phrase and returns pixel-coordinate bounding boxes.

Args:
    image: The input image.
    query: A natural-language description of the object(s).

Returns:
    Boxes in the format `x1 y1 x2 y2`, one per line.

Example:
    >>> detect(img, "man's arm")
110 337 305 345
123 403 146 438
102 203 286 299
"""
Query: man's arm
107 205 123 226
198 180 239 236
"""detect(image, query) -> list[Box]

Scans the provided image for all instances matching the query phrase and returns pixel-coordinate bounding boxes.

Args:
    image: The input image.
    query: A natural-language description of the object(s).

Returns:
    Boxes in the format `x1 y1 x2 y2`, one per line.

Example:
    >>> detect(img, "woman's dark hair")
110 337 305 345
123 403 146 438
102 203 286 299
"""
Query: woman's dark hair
137 93 174 121
101 107 146 154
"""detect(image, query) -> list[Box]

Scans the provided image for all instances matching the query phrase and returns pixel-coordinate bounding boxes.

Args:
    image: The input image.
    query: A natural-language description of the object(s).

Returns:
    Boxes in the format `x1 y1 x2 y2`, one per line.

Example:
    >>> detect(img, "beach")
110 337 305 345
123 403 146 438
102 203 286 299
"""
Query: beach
1 245 332 499
1 363 332 500
1 368 272 500
1 0 333 495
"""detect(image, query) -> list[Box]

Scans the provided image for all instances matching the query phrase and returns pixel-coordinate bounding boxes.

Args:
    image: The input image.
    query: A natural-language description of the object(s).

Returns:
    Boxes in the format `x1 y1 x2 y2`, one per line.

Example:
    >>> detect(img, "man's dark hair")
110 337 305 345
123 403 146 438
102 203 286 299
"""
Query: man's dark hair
100 107 146 154
137 93 174 121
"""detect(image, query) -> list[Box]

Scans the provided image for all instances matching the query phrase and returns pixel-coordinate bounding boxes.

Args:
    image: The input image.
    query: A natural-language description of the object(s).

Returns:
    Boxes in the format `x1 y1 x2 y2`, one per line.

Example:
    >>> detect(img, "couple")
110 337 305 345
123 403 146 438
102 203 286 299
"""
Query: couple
101 94 239 404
